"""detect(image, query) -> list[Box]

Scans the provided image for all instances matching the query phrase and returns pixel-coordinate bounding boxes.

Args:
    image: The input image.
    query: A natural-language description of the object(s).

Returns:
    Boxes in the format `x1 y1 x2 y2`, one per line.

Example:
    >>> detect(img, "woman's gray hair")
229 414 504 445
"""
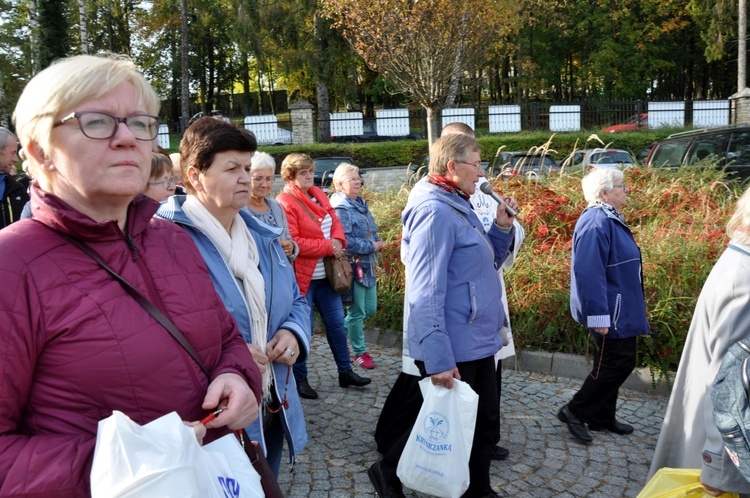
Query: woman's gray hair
250 151 276 173
429 133 479 176
581 168 625 203
0 127 15 150
727 186 750 244
332 163 359 192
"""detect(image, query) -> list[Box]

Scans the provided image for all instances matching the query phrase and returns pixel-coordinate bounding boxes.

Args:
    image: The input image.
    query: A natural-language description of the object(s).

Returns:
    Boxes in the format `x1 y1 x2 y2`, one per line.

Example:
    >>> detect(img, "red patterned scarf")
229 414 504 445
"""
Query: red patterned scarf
428 174 470 200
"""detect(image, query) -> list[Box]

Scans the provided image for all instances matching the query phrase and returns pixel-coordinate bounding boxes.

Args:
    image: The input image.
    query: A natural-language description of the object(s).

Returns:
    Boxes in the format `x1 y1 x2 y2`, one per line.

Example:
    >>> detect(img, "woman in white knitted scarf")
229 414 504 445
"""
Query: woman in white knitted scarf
157 117 311 476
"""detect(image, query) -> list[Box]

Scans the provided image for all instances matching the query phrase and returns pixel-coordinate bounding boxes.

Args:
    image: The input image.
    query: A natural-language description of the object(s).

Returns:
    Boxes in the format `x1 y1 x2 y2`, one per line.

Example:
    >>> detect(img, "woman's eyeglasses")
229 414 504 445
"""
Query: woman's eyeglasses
455 160 483 171
148 177 177 188
54 111 161 141
251 176 276 185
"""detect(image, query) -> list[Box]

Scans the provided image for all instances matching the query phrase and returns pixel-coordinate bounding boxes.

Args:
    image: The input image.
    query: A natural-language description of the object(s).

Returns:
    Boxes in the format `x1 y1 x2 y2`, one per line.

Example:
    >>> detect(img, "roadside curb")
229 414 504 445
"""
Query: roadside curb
510 350 672 396
365 328 673 397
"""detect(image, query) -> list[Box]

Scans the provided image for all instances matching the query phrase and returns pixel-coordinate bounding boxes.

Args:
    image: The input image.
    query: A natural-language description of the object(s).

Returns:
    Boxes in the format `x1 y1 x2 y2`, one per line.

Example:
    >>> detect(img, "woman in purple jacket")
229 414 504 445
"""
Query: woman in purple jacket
0 54 262 497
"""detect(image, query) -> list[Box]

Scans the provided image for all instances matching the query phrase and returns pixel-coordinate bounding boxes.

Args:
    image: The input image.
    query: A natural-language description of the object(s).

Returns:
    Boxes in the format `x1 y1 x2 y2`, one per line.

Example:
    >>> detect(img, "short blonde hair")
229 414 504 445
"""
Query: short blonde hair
332 163 359 192
280 153 314 182
13 54 160 187
727 186 750 244
251 151 276 173
581 168 624 203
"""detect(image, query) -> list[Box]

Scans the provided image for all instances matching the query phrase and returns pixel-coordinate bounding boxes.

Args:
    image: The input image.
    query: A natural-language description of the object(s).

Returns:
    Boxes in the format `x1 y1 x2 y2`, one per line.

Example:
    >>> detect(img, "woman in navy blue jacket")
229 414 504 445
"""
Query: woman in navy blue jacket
558 168 649 444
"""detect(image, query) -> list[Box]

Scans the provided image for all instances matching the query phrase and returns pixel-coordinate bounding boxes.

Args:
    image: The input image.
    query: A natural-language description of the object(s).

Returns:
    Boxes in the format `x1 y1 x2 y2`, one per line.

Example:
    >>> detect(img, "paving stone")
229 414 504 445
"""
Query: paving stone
276 333 670 497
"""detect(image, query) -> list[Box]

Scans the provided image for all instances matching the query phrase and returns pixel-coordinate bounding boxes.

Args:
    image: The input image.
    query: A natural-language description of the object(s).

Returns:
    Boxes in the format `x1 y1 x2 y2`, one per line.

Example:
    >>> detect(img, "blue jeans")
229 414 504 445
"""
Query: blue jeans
293 278 352 380
345 281 377 356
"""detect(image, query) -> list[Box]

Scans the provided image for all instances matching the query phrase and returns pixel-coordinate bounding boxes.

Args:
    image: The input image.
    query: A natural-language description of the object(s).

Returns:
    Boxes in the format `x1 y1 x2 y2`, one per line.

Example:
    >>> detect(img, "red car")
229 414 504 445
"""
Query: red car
604 113 648 133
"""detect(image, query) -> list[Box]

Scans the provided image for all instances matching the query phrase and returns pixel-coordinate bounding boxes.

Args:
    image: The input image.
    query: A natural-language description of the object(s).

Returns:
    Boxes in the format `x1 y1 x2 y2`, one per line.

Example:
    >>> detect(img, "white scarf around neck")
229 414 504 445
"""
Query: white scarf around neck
182 195 272 401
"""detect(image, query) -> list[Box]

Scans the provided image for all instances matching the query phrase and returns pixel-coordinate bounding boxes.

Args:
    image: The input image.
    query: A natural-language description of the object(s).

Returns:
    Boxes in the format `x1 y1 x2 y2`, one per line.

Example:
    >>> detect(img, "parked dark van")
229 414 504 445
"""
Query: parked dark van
645 125 750 181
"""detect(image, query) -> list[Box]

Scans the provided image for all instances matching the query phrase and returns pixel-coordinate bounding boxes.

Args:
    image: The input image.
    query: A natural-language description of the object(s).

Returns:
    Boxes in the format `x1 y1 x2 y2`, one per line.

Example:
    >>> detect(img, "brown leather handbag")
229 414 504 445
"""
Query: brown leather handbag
238 430 285 498
324 254 353 293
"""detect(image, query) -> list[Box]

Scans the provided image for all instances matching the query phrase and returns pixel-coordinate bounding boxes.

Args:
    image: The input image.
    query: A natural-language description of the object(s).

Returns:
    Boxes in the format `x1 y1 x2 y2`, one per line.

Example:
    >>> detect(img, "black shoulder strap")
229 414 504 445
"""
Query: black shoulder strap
48 226 211 377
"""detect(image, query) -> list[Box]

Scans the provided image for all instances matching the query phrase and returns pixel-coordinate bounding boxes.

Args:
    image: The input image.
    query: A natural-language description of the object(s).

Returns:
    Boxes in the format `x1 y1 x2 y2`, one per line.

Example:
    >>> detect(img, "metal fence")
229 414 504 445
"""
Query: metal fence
315 99 732 140
157 99 733 148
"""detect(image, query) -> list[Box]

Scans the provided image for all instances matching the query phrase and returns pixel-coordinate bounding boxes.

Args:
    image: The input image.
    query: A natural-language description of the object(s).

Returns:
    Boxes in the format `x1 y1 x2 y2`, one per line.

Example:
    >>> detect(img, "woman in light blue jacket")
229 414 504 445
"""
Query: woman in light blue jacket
330 163 385 369
368 133 515 498
157 117 310 476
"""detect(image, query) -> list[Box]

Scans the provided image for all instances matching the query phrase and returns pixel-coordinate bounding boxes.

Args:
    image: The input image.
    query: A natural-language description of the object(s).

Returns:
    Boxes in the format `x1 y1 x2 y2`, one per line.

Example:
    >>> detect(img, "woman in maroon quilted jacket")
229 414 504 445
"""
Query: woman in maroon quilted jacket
0 54 262 497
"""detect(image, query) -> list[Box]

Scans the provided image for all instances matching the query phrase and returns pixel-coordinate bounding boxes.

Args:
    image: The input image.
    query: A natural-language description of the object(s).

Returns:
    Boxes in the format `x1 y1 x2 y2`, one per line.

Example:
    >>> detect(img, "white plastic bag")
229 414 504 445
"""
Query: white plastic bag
397 378 479 498
90 411 264 498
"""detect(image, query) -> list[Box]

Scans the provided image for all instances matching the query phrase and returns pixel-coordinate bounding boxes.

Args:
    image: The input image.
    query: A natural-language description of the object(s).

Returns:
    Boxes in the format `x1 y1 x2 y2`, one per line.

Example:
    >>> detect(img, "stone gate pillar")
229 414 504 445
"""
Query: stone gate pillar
290 99 315 144
730 88 750 124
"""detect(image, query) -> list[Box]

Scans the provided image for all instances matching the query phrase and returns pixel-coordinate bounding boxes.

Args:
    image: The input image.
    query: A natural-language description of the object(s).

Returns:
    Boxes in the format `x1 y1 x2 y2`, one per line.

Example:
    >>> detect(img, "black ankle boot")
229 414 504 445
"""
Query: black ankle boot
296 378 319 399
339 369 372 388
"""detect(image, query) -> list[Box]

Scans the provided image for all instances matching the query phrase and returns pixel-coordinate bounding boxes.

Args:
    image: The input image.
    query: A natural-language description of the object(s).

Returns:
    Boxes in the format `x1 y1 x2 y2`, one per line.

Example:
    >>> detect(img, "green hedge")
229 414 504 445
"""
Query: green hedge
169 129 678 170
259 130 675 170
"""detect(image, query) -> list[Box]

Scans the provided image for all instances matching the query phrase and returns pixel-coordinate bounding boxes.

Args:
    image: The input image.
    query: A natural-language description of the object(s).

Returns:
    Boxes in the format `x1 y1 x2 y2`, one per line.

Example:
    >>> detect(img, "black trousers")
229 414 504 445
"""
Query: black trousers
374 371 423 455
495 358 502 445
378 356 499 498
567 335 637 424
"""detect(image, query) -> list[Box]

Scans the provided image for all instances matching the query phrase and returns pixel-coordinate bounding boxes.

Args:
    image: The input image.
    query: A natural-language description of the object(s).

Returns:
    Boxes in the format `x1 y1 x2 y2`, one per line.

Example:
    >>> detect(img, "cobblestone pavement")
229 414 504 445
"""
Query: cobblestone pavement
276 335 669 497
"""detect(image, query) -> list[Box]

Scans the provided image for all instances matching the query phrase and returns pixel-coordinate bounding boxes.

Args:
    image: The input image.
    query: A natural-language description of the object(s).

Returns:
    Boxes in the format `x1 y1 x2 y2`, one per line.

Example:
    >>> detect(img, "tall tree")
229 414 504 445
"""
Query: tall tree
314 12 332 141
37 0 70 68
0 0 33 124
78 0 88 54
85 0 135 54
27 0 41 74
740 0 746 90
180 0 189 128
688 0 737 62
322 0 517 144
253 0 359 139
132 0 181 120
190 0 235 114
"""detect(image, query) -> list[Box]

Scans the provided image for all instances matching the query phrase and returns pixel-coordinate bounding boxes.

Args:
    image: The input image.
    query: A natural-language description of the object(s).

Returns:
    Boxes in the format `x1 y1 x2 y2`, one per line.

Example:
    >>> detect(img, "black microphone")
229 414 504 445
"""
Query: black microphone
479 182 517 217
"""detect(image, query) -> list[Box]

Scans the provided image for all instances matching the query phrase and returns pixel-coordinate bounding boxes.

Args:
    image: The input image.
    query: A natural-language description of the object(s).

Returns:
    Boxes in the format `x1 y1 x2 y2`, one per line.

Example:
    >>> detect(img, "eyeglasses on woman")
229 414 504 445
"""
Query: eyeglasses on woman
54 111 161 141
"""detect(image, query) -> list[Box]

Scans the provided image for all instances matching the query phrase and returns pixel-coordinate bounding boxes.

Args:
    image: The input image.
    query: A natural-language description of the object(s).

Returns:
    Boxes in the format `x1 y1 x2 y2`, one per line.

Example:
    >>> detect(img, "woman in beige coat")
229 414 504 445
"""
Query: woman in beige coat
649 187 750 497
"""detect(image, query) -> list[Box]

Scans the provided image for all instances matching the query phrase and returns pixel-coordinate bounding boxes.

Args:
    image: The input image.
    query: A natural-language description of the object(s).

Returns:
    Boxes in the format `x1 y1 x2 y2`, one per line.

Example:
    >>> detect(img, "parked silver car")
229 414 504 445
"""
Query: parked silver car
581 148 635 170
561 149 592 170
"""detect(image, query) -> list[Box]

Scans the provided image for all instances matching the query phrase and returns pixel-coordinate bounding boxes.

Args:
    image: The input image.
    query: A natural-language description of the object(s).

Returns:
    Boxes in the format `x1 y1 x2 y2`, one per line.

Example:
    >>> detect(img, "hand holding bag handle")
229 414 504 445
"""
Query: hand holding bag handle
44 226 285 497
